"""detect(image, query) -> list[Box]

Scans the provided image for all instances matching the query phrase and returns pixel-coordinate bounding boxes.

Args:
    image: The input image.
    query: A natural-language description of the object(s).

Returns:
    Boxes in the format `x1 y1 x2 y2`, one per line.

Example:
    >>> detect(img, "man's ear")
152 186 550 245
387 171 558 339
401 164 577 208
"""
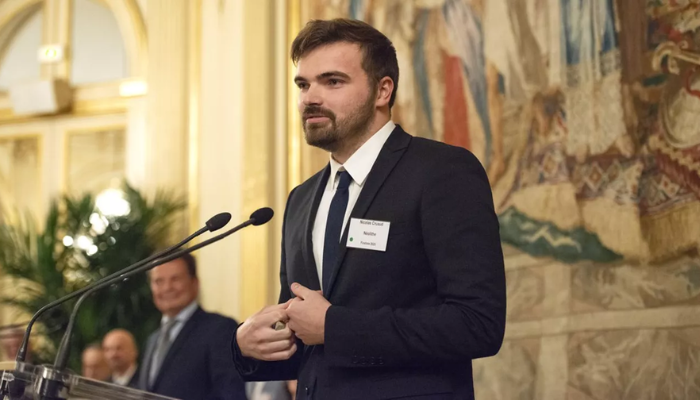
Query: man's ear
375 76 395 108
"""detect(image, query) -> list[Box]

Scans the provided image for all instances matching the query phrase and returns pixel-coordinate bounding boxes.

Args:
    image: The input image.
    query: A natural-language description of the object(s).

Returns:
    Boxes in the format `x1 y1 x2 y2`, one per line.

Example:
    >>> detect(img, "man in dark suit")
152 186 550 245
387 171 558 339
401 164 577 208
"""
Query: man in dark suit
102 329 139 388
232 18 506 400
140 253 246 399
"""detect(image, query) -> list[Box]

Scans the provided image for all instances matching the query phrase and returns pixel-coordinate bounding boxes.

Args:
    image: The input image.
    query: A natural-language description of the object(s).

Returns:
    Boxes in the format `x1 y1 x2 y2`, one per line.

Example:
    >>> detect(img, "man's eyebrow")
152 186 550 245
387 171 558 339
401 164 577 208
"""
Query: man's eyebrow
317 71 351 80
294 71 351 83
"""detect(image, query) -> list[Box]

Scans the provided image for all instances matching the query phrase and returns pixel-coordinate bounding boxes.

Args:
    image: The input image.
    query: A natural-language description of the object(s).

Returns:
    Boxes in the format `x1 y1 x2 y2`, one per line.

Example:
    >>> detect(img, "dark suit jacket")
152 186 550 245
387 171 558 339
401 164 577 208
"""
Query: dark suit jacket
140 307 247 400
126 368 139 389
233 126 506 400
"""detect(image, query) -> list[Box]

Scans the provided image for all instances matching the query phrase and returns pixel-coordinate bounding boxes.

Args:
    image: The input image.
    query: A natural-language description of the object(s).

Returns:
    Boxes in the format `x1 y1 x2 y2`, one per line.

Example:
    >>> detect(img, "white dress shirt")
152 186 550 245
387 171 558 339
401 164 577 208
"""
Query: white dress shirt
312 120 395 289
112 363 137 386
148 300 199 382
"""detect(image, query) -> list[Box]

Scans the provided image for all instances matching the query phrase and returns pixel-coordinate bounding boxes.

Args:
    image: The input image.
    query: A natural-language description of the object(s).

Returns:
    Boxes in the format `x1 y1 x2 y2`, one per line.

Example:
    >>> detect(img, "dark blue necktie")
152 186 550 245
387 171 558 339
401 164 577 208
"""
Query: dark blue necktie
322 170 352 293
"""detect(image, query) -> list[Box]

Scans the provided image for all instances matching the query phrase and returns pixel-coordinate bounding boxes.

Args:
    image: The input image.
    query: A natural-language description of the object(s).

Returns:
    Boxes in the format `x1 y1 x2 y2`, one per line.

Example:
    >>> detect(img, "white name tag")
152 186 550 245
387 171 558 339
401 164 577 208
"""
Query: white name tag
346 218 390 252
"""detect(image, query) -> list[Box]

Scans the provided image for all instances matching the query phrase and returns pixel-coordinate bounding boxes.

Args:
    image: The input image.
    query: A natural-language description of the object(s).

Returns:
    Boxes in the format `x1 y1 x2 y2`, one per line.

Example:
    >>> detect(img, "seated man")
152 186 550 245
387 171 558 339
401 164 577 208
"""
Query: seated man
81 344 111 381
102 329 139 388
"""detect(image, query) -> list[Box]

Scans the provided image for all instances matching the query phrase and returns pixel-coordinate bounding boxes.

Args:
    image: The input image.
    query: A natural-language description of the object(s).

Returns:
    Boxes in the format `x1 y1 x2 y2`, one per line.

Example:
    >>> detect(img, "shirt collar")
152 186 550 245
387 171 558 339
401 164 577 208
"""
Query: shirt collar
161 300 198 326
112 363 137 385
329 120 395 187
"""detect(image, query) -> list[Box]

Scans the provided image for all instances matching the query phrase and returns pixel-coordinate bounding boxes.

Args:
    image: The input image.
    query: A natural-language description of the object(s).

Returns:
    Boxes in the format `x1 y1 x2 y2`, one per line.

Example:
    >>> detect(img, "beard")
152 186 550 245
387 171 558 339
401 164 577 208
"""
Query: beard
302 90 376 153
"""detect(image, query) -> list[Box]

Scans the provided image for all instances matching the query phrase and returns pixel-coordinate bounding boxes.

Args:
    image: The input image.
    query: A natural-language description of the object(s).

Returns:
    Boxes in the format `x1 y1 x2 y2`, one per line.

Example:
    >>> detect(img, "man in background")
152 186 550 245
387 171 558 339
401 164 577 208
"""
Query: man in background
139 254 246 400
81 344 111 381
0 327 26 361
246 381 294 400
102 329 139 388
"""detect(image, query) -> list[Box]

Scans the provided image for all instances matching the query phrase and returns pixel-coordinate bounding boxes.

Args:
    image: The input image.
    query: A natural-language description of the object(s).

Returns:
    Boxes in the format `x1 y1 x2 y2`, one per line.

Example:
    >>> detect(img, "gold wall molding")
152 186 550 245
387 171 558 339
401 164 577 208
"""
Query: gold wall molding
0 132 44 211
0 2 41 66
0 131 43 331
40 0 71 79
142 0 189 239
287 0 302 192
0 91 129 125
61 123 126 193
91 0 148 77
187 0 202 238
0 0 42 36
240 0 278 319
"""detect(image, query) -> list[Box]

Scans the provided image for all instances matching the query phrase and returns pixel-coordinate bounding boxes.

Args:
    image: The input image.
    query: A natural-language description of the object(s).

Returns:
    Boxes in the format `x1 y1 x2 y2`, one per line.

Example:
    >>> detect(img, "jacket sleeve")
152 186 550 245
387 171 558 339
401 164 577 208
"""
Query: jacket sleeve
324 148 507 367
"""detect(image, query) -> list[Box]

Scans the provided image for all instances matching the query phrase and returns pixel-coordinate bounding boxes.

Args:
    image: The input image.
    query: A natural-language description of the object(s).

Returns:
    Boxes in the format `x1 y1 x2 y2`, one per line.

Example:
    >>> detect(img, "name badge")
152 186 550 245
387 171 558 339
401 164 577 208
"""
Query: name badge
346 218 390 251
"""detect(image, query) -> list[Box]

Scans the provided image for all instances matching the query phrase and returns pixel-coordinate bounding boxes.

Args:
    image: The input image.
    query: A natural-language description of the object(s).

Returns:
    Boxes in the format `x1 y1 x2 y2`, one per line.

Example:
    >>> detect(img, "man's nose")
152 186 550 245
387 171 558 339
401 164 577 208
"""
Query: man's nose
301 83 323 106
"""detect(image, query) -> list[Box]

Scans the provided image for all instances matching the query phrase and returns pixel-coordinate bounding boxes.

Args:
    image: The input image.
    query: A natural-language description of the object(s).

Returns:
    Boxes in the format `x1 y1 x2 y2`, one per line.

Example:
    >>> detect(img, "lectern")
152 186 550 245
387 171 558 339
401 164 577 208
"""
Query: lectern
0 362 177 400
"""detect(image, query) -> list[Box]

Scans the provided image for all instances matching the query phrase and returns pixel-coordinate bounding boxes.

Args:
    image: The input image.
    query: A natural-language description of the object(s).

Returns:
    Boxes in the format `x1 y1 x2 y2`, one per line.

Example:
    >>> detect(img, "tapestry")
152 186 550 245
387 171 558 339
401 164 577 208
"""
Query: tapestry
297 0 700 264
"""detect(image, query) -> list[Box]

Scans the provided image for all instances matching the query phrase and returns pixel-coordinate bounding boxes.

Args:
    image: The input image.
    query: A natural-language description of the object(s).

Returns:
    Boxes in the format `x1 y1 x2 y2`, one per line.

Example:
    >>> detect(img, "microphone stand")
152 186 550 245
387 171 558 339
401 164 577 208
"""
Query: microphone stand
37 209 271 400
13 225 209 365
1 212 232 399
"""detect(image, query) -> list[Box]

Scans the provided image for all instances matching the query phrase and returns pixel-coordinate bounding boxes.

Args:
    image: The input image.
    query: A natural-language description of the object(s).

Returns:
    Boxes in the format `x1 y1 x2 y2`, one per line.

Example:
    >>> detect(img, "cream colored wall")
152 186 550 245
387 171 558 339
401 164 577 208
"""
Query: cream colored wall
197 0 288 320
197 0 245 318
0 7 40 89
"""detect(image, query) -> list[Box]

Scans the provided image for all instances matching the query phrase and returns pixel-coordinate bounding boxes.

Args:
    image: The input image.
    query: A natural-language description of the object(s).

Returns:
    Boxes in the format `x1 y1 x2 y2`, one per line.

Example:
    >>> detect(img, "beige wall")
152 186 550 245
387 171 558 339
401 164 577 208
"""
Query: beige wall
196 0 287 319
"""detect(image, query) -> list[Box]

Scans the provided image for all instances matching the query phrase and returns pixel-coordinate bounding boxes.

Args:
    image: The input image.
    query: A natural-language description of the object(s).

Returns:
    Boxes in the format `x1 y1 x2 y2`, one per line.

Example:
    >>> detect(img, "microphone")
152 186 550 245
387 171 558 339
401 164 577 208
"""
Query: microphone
206 212 232 231
51 208 273 371
14 212 232 364
249 207 274 226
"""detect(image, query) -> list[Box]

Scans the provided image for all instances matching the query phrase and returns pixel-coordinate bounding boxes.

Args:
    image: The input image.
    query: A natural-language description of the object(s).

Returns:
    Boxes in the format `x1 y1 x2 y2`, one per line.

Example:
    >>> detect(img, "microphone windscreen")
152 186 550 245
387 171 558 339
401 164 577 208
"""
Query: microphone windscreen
206 212 232 232
250 207 274 226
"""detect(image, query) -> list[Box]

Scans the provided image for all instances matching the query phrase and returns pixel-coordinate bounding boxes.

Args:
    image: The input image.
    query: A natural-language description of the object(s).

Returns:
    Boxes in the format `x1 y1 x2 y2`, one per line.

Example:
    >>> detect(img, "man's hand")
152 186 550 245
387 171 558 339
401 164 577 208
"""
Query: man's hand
286 283 331 345
236 300 297 361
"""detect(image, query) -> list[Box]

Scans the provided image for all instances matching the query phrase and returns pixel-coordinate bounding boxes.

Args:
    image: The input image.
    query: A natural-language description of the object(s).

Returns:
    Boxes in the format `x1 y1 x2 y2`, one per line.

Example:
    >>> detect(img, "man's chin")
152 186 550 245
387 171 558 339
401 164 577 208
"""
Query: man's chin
306 138 339 152
304 131 339 152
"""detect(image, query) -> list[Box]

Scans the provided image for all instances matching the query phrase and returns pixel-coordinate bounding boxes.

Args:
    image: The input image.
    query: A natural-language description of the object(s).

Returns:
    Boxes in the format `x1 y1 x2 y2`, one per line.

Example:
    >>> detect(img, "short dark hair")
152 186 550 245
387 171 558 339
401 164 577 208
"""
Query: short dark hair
179 253 197 279
291 18 399 108
149 253 198 280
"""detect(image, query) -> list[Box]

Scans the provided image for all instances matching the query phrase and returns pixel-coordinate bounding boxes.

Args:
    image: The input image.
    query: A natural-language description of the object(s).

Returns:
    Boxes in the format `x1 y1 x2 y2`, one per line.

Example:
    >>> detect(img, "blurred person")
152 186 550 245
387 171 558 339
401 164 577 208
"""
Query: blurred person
102 328 139 388
0 327 26 361
81 344 111 381
246 381 293 400
139 254 246 400
287 380 297 400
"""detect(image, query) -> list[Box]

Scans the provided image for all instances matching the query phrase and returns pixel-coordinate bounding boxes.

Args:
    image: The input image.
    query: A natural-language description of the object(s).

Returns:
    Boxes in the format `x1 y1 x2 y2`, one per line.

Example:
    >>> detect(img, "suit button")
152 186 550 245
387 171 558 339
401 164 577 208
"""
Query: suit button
379 357 385 365
352 356 358 364
370 357 376 365
305 386 310 395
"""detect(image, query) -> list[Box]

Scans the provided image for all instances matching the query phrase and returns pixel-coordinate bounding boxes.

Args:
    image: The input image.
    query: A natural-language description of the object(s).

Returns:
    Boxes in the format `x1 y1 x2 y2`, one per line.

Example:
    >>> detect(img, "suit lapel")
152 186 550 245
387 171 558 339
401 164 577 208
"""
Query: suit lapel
300 166 330 291
325 127 412 298
151 307 205 390
140 334 156 390
128 366 140 388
